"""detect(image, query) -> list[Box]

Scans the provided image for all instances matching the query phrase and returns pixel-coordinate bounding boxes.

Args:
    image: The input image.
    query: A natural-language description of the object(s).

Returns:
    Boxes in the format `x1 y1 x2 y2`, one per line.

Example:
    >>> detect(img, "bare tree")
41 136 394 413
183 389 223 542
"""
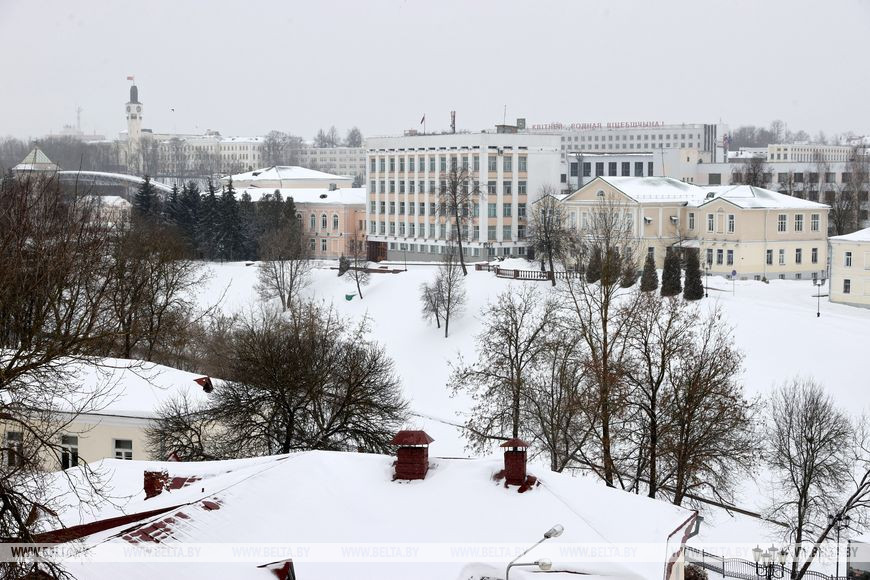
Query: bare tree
438 160 479 276
436 245 466 338
830 147 869 235
767 378 852 578
346 238 370 299
624 292 696 498
529 186 572 286
256 224 312 310
151 304 408 457
344 127 363 148
662 307 754 506
0 175 119 578
450 285 557 449
262 130 289 166
419 279 442 330
731 156 770 187
560 193 639 487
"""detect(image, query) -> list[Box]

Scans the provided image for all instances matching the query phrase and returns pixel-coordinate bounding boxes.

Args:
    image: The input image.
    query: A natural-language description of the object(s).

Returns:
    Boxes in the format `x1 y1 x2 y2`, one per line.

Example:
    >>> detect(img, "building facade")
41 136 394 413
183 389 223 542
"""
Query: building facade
294 145 366 184
365 130 562 262
829 227 870 307
561 176 830 280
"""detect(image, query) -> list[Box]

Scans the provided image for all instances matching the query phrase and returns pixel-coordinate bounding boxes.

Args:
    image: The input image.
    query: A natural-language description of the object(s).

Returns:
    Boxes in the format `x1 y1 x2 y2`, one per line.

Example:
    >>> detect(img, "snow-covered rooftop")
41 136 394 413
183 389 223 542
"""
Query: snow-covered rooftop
595 176 707 204
240 186 366 205
830 226 870 243
14 147 59 172
696 185 830 210
227 166 351 184
83 195 132 208
51 451 693 580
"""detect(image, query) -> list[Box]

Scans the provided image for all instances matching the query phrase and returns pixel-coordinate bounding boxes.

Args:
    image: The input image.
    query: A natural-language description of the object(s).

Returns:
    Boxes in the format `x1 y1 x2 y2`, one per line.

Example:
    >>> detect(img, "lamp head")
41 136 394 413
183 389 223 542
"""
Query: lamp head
544 524 564 539
752 545 762 563
536 559 552 571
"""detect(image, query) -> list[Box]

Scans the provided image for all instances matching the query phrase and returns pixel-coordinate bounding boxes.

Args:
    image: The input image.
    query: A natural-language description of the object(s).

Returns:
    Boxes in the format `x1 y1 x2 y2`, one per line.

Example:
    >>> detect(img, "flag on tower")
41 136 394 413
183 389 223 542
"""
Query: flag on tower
126 75 135 81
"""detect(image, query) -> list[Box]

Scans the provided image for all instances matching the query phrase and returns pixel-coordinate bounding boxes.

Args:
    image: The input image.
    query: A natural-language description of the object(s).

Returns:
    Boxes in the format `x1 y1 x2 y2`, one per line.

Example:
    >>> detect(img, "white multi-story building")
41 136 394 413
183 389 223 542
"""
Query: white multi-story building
365 128 562 261
767 143 854 163
294 145 365 184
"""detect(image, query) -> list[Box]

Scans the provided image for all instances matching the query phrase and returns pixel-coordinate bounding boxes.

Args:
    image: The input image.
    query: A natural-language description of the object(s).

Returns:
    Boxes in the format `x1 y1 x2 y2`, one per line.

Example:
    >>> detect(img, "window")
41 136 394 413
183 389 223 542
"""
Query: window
399 223 405 236
309 238 316 249
503 157 512 172
309 214 316 230
429 157 436 172
517 225 526 239
399 157 405 172
488 203 497 218
608 162 617 176
708 173 721 185
379 159 385 172
518 181 527 195
503 181 512 195
487 225 496 240
389 202 395 215
777 214 787 232
370 158 377 173
779 249 785 265
595 162 604 176
766 249 773 266
389 180 395 193
794 214 804 232
321 238 327 251
706 248 713 265
503 205 512 217
488 156 497 171
845 251 853 267
408 202 415 216
333 214 339 230
61 435 78 469
389 158 395 172
716 249 723 265
707 213 714 232
440 156 447 172
795 248 802 264
379 180 385 193
5 431 23 467
811 247 818 264
727 214 735 233
583 162 591 177
844 279 851 294
518 203 526 218
726 250 734 265
689 212 695 230
429 202 436 215
399 181 405 194
518 156 527 172
114 439 133 460
473 155 480 171
811 214 820 232
648 162 654 176
621 162 630 176
409 157 415 172
487 181 496 194
503 226 512 240
409 181 415 194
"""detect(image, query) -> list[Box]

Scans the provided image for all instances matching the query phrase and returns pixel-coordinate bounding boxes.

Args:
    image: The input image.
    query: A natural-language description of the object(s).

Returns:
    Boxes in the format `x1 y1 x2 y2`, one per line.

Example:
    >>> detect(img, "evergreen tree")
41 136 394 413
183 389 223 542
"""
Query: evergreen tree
198 180 220 259
164 184 182 227
585 247 602 284
619 251 639 288
133 175 159 221
660 247 682 297
640 251 658 292
238 191 258 260
219 179 243 261
683 249 705 300
178 182 201 253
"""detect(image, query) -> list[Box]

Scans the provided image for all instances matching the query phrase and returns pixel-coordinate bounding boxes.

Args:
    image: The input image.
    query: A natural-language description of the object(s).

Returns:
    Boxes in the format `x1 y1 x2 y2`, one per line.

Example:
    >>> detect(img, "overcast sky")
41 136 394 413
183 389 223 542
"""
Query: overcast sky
1 0 868 142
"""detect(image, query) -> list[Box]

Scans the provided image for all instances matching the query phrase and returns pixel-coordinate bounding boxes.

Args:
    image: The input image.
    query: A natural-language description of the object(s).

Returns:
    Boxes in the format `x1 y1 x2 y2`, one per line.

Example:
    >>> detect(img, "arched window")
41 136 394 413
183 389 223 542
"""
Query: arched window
321 214 327 229
333 214 339 230
310 214 316 231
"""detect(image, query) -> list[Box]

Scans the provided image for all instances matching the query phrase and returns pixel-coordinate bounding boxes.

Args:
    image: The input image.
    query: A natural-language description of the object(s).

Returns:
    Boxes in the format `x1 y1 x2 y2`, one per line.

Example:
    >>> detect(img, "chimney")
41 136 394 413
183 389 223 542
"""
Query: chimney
390 430 434 480
144 469 169 499
194 376 213 393
500 438 529 486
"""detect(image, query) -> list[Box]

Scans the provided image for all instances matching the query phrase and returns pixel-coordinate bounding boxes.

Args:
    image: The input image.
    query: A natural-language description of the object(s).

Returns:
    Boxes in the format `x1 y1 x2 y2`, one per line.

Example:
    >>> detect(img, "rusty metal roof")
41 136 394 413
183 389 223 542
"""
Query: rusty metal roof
500 438 530 448
389 430 434 446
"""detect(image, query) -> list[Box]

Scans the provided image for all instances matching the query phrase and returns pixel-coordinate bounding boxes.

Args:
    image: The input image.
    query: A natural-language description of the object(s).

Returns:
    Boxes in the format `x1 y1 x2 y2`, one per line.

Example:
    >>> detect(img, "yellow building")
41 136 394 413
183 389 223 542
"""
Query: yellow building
829 227 870 307
562 177 830 280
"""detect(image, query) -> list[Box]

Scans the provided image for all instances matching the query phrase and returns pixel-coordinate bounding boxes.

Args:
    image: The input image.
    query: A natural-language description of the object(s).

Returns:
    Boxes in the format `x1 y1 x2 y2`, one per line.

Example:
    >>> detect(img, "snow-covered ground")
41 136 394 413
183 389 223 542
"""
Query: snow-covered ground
197 260 870 458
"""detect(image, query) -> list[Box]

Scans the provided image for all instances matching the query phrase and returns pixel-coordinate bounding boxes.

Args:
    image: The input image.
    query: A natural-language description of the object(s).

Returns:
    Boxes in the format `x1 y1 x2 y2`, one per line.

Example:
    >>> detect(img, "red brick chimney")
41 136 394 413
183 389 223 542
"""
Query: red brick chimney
500 438 529 486
144 470 170 499
390 430 434 480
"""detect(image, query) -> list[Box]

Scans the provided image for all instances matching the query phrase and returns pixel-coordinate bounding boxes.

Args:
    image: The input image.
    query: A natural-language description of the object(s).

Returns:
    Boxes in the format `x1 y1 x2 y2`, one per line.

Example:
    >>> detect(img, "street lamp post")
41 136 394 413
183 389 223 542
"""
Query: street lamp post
704 258 711 298
752 545 787 579
828 512 852 578
505 524 563 580
813 276 827 318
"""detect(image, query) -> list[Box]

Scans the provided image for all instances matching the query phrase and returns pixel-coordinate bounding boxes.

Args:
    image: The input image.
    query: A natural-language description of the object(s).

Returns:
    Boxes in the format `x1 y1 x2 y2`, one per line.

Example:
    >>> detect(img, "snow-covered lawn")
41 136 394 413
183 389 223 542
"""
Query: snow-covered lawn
198 261 870 459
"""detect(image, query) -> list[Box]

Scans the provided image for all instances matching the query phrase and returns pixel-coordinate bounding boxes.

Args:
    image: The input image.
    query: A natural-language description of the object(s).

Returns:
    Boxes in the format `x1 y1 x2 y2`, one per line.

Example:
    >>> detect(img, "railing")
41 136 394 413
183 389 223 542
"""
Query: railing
481 265 584 281
684 546 843 580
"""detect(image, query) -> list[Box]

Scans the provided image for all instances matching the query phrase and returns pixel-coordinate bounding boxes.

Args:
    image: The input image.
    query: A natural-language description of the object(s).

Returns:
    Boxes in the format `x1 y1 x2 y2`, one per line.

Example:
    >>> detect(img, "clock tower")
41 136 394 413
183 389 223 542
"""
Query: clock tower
125 83 144 171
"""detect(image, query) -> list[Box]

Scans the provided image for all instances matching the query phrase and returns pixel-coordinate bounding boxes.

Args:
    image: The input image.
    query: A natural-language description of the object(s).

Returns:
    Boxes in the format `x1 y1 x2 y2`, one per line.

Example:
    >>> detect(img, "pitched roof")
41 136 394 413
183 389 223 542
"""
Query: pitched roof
50 451 694 580
830 226 870 242
239 187 365 205
696 185 830 210
390 430 434 445
228 165 351 183
593 176 706 204
14 147 59 172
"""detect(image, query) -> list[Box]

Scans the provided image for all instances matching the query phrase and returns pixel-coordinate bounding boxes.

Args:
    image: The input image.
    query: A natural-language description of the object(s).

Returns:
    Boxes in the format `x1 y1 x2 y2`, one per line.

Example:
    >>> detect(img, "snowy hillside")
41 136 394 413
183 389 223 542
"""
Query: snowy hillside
197 261 870 458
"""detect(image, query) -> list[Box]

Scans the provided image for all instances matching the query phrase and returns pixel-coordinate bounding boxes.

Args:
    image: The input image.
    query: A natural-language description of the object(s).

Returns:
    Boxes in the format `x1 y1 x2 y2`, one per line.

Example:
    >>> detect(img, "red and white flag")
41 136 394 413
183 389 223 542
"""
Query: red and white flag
126 75 135 81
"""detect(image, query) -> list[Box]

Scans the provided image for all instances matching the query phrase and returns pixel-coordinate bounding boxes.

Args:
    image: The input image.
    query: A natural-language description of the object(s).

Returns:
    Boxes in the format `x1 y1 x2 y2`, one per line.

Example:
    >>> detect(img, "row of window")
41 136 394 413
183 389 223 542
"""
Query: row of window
4 432 133 469
761 247 820 266
711 172 857 185
388 242 526 258
370 221 526 241
563 132 702 142
371 201 527 218
682 212 821 234
370 155 528 174
569 161 655 178
369 179 528 195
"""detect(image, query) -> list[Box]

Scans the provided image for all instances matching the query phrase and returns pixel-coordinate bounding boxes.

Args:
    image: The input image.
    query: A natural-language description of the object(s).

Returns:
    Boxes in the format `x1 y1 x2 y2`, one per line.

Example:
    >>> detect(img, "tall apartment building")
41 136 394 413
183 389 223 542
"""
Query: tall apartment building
365 129 562 262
